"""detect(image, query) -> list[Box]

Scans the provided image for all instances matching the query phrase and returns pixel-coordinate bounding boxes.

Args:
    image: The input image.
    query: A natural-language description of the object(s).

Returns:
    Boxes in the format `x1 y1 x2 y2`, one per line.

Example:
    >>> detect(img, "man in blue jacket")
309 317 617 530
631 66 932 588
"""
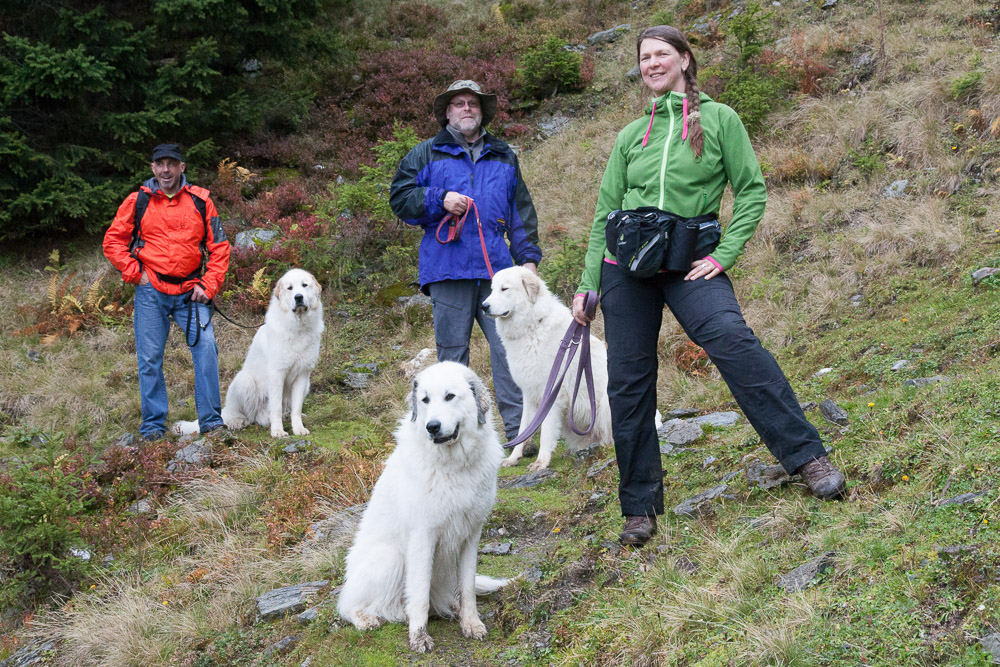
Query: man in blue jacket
390 80 543 441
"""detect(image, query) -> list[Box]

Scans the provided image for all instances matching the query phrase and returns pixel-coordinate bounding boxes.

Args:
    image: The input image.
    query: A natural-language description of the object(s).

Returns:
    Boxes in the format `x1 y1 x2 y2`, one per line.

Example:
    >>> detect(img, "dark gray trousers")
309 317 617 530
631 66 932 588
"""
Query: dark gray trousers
600 263 827 517
428 279 523 440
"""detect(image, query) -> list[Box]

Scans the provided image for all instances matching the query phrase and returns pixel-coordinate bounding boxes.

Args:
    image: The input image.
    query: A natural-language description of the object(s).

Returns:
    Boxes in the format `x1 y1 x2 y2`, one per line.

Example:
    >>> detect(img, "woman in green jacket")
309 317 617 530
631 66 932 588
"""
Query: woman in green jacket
572 26 846 547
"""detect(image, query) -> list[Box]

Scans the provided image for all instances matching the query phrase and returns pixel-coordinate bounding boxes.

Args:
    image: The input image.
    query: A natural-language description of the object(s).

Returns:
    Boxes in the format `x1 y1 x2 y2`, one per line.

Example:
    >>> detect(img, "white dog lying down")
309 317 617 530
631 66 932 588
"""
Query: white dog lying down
337 361 508 653
173 268 324 437
482 266 613 471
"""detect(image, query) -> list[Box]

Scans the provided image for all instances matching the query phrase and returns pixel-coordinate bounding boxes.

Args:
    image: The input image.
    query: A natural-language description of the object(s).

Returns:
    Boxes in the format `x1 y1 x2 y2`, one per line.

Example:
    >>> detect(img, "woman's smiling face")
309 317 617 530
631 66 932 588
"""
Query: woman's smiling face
638 37 690 96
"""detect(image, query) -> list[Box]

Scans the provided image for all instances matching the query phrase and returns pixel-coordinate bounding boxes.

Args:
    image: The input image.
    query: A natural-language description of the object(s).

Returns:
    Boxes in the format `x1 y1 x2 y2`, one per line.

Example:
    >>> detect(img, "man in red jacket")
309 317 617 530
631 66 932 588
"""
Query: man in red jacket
103 144 231 440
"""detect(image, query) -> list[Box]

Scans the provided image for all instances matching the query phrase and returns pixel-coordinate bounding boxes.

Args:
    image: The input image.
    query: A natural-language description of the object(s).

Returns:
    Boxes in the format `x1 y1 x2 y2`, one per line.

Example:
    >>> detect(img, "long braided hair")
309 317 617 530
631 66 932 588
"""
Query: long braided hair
636 26 704 158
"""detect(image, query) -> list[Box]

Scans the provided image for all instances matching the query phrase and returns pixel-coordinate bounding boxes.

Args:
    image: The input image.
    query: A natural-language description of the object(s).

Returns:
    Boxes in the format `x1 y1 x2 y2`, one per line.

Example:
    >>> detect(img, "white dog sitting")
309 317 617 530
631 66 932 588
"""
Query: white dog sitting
482 266 613 471
337 361 508 653
173 268 324 437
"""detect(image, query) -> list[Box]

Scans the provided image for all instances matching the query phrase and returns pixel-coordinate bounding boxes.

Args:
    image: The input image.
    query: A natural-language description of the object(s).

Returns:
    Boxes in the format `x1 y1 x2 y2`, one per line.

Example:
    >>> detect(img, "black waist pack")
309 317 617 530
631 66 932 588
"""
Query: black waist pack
606 207 721 277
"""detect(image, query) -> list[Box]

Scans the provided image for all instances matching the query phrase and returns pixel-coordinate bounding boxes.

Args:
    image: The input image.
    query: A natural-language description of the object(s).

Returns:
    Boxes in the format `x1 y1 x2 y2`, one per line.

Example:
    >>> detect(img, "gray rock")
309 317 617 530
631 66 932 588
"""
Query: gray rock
233 229 279 250
813 367 833 378
480 542 512 555
818 399 849 426
668 408 699 418
746 461 792 490
972 267 1000 285
500 468 556 488
586 458 615 478
111 432 138 450
800 401 817 411
672 484 730 517
0 640 56 667
821 0 837 8
524 566 543 583
937 545 979 560
263 635 299 657
882 179 909 198
341 372 371 389
775 551 835 592
937 490 989 506
850 294 863 306
283 440 309 454
702 456 717 469
402 348 435 379
625 64 641 81
658 418 703 446
167 439 212 472
722 470 742 482
537 115 570 139
891 360 910 371
257 581 328 621
904 375 949 388
306 504 367 547
586 24 631 46
573 442 602 460
127 498 154 515
980 633 1000 663
397 293 432 308
296 606 320 625
26 350 43 363
690 411 741 428
69 547 91 561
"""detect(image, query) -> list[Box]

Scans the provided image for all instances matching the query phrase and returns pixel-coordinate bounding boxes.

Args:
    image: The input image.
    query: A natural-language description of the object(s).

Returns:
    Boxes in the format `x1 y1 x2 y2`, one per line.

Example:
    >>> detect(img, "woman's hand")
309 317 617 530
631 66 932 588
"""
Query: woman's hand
443 192 470 216
684 258 721 281
572 293 594 325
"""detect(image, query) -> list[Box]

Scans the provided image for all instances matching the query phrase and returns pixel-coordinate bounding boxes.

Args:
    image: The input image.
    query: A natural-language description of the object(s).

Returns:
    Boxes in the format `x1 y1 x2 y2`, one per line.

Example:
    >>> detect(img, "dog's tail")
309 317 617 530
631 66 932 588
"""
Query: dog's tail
172 420 200 435
474 575 510 596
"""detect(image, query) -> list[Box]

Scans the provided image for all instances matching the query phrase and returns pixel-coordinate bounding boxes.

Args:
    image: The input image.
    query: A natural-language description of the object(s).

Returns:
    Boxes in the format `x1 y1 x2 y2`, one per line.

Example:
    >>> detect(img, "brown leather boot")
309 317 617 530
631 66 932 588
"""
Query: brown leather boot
796 456 846 500
619 514 657 546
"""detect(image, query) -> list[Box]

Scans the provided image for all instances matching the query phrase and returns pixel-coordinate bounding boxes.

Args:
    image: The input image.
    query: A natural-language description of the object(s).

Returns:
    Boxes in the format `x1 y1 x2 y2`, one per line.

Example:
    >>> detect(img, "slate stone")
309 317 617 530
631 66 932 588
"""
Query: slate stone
257 581 328 620
233 229 279 249
979 633 1000 663
283 440 309 454
263 635 299 657
972 267 1000 285
296 607 319 625
480 542 512 555
904 375 949 388
690 411 741 428
586 458 615 478
937 490 989 506
702 456 717 469
305 504 366 547
524 566 544 583
800 401 817 412
882 179 909 198
397 293 432 308
537 115 570 139
672 484 730 517
167 439 211 472
586 24 631 46
937 545 980 560
668 407 699 418
722 470 742 482
341 371 371 389
775 551 835 592
746 461 792 490
500 468 556 488
891 360 910 371
0 640 56 667
658 418 703 446
127 498 154 515
818 399 849 426
625 64 641 81
573 442 602 460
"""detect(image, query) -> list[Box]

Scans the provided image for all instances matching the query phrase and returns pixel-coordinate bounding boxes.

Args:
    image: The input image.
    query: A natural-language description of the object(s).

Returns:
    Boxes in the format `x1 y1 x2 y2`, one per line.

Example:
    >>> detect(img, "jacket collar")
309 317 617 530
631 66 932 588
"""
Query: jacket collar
432 127 508 157
142 175 189 197
645 90 713 114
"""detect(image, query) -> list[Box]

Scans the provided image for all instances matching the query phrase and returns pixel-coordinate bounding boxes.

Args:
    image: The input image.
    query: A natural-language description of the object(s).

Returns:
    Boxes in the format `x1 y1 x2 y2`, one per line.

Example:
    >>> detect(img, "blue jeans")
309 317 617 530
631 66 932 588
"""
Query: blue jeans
427 279 523 440
133 283 223 437
600 263 827 517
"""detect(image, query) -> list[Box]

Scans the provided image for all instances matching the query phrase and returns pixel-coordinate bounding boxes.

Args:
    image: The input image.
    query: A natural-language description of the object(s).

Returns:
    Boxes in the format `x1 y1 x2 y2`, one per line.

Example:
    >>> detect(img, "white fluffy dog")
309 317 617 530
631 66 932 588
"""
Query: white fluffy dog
173 268 324 437
482 266 613 471
337 361 507 653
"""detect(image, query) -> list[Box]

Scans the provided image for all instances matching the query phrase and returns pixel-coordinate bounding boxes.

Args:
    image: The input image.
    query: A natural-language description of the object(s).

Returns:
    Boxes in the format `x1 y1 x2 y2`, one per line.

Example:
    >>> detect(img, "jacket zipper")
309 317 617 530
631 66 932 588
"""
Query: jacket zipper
657 98 675 211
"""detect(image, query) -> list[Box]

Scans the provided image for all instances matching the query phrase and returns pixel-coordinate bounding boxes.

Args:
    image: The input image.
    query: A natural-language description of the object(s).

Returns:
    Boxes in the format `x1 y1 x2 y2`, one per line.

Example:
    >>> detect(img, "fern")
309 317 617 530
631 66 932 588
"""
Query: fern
44 249 60 273
47 273 59 313
250 267 271 300
61 295 84 314
83 277 102 311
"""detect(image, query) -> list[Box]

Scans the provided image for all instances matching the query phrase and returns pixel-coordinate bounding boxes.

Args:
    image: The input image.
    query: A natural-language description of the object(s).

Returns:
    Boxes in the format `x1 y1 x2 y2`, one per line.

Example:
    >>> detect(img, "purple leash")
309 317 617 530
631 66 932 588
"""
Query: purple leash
502 290 599 450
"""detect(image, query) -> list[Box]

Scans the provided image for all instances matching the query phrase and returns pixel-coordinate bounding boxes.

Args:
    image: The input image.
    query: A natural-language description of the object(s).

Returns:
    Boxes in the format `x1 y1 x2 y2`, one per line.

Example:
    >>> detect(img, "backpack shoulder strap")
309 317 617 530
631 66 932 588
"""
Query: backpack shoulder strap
188 190 209 277
130 190 151 259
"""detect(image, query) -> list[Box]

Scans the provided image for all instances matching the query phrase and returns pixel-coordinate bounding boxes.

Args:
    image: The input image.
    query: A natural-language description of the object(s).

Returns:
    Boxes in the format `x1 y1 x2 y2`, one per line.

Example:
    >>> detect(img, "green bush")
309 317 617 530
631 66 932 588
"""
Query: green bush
712 68 786 137
332 121 420 221
515 35 586 100
950 71 983 101
0 435 95 607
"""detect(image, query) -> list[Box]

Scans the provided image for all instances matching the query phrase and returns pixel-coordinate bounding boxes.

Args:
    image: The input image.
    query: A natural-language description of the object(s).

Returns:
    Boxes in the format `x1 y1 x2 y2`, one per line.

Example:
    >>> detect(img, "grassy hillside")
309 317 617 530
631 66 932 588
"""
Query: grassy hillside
2 0 1000 664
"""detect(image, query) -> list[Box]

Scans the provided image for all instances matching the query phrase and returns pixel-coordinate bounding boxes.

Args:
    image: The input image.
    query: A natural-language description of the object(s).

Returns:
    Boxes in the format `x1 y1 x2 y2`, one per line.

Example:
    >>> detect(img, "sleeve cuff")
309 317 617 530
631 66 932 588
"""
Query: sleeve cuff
703 256 723 272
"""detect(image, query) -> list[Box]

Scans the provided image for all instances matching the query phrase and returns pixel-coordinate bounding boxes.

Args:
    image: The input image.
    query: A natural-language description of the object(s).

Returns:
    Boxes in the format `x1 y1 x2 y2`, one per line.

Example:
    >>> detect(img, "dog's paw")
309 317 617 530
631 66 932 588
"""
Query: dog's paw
270 426 288 438
171 421 199 435
292 425 310 436
526 459 550 473
354 612 382 631
460 617 487 640
500 457 520 468
409 629 434 653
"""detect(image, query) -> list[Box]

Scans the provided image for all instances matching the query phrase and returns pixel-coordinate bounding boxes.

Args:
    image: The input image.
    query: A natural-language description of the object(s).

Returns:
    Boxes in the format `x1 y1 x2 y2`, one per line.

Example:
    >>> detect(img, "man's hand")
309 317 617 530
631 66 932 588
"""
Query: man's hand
190 285 211 303
571 293 593 325
443 192 470 216
522 262 538 275
139 271 150 286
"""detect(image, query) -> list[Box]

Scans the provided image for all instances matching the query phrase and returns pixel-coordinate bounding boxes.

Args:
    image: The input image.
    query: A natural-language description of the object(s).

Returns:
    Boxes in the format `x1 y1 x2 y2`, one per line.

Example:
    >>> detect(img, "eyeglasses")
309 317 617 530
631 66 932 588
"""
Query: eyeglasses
449 99 481 110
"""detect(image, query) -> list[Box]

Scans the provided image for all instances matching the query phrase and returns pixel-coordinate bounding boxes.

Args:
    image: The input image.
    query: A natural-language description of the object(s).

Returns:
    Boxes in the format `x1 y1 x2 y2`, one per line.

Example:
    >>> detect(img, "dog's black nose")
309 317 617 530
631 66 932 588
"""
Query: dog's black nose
294 294 304 304
481 302 491 313
425 420 441 436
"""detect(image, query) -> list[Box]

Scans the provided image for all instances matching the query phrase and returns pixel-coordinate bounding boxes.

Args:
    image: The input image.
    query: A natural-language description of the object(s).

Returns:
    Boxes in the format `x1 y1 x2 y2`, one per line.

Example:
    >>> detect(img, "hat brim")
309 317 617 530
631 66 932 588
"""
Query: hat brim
433 88 497 128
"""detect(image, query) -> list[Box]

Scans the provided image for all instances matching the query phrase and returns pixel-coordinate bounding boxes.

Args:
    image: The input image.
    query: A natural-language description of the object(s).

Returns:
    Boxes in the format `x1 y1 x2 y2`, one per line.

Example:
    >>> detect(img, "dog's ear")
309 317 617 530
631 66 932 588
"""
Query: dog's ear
409 378 419 422
272 276 286 309
521 271 541 304
468 373 492 425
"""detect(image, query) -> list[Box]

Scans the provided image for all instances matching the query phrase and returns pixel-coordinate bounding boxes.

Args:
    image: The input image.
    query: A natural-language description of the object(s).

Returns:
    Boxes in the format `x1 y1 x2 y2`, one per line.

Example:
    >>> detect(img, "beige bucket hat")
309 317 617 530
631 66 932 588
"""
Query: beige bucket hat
432 80 498 127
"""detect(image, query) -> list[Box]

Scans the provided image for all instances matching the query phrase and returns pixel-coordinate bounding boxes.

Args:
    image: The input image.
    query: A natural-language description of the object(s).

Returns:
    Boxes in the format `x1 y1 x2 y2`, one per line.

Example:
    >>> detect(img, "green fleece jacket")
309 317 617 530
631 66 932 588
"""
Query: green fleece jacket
577 90 766 293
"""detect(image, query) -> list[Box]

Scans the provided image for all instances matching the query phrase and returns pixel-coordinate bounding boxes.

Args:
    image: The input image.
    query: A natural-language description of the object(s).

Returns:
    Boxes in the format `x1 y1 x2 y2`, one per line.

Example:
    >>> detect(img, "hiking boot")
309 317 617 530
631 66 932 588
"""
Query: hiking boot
796 456 846 500
619 515 657 546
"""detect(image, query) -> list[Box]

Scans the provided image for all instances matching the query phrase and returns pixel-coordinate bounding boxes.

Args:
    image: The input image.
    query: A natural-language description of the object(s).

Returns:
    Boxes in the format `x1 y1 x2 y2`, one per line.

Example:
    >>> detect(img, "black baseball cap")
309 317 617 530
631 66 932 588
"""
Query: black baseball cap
151 143 184 161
